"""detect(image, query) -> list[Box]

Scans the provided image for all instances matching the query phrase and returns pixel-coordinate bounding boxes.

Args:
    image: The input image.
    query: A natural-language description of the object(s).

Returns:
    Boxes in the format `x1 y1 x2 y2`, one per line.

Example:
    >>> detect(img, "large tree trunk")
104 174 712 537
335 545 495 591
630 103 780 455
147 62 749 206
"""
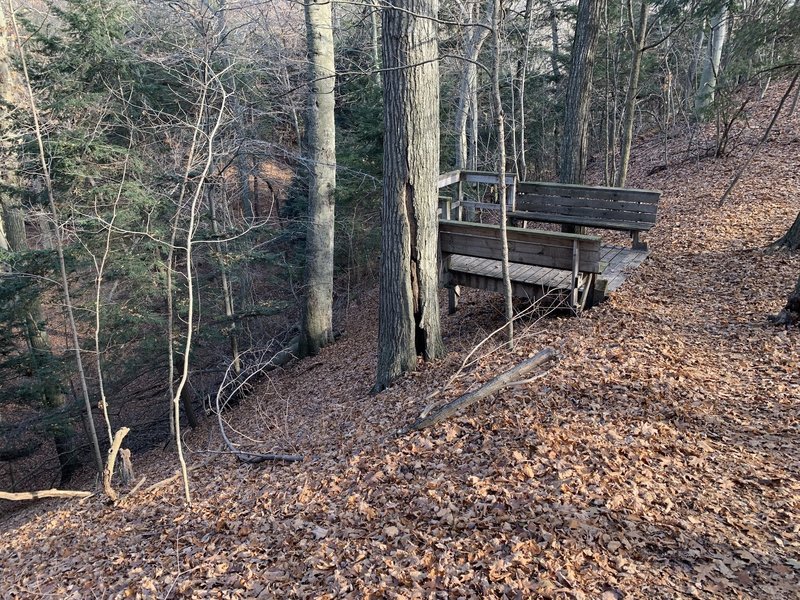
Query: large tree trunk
559 0 606 234
374 0 445 392
559 0 606 186
299 0 337 357
772 210 800 251
695 5 728 116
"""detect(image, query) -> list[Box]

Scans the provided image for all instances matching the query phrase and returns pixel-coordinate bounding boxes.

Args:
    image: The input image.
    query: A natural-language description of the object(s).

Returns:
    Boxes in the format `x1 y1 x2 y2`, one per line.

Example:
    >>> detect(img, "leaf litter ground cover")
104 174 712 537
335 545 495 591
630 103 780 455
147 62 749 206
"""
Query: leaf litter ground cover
1 84 799 598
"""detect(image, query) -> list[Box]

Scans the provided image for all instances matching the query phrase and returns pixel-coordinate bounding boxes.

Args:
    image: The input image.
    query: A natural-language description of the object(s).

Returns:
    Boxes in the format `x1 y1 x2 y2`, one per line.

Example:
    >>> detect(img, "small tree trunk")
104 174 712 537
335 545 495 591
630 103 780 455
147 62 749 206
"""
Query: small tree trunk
454 0 492 220
370 0 381 86
548 2 562 82
491 0 513 344
10 4 103 475
695 5 728 116
616 0 648 187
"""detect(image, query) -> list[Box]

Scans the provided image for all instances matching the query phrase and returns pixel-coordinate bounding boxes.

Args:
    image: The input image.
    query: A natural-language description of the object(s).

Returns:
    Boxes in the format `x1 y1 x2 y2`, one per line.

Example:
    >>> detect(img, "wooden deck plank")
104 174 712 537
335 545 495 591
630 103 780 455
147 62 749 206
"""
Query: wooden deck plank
447 244 648 299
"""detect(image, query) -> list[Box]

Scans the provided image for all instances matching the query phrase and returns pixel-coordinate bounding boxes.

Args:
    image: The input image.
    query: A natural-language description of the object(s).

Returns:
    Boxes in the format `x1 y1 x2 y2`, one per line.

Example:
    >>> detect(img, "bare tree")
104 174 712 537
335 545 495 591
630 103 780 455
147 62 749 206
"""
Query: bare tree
695 3 728 115
299 0 337 357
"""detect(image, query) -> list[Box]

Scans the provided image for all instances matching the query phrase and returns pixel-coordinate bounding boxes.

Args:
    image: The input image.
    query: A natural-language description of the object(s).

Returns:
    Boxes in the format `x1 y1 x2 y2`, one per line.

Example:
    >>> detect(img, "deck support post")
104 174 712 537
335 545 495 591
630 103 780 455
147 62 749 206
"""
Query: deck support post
571 240 580 309
631 230 648 251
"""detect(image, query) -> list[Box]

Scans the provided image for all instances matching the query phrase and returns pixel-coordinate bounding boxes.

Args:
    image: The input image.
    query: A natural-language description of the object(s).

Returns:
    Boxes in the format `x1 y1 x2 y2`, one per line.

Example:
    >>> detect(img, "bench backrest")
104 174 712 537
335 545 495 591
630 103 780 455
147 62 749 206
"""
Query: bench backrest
439 220 601 273
514 181 660 229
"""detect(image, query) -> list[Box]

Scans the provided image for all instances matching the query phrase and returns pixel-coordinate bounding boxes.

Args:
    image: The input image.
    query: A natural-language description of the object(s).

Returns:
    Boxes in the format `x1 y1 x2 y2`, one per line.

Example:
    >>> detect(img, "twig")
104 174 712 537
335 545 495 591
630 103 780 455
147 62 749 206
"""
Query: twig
214 345 304 463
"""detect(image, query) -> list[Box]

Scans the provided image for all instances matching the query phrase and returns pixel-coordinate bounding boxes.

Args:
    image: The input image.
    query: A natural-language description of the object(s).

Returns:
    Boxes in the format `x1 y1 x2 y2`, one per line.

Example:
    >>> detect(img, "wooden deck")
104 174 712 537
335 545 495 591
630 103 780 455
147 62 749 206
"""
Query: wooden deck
447 245 648 303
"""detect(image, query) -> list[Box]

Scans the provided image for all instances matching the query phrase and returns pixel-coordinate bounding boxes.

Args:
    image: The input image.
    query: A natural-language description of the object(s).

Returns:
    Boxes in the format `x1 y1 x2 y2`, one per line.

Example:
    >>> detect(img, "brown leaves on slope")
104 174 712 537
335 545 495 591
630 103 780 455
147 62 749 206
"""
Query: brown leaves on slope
1 83 799 599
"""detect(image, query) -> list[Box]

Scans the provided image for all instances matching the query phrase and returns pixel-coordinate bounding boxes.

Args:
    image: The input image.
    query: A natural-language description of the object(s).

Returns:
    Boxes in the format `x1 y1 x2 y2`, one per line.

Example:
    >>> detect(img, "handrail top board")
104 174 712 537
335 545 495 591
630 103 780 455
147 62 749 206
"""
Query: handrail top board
438 170 661 203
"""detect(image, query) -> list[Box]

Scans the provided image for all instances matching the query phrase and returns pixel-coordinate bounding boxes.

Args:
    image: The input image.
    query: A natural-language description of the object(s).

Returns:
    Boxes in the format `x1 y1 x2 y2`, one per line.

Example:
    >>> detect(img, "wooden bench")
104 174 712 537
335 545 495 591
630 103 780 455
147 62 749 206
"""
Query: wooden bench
507 181 660 250
439 220 602 313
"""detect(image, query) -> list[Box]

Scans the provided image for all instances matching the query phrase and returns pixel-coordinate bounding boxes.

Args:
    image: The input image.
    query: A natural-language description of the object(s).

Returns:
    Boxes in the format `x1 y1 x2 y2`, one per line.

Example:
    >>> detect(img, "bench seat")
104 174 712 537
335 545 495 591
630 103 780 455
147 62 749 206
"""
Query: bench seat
509 181 661 249
439 220 601 313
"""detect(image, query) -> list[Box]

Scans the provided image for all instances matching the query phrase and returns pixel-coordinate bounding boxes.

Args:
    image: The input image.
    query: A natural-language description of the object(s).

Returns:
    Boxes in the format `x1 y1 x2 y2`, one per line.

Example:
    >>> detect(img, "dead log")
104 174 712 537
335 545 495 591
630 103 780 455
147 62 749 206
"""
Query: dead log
0 488 92 501
103 427 130 502
401 347 557 433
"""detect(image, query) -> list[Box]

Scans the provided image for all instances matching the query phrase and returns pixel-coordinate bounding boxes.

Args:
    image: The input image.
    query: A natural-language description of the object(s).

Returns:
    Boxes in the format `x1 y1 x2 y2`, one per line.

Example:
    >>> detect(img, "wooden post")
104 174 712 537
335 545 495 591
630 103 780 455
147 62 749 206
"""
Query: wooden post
631 230 647 250
456 178 464 221
571 239 580 309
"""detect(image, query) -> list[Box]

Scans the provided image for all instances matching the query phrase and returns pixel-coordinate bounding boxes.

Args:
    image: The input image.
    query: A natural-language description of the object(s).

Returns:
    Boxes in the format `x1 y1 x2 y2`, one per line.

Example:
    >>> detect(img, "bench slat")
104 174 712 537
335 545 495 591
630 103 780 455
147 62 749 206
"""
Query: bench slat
508 211 653 231
515 194 659 216
439 221 601 273
516 181 661 204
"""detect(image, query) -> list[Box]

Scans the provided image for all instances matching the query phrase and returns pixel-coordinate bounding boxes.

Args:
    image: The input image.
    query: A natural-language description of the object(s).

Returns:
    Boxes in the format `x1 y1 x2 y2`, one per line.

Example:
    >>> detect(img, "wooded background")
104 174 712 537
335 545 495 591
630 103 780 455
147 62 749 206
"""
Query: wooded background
1 0 798 493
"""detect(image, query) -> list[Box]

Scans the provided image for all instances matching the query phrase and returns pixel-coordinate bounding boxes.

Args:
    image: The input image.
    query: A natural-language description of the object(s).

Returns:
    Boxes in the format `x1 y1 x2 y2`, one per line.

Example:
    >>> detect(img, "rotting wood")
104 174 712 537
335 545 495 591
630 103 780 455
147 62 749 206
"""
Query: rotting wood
400 347 557 433
103 427 130 502
0 488 93 501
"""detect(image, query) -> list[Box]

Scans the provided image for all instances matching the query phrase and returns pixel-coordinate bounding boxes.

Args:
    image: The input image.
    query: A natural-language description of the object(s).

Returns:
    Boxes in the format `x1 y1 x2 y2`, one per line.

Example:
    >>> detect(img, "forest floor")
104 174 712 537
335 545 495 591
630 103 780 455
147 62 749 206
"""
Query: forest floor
2 84 799 599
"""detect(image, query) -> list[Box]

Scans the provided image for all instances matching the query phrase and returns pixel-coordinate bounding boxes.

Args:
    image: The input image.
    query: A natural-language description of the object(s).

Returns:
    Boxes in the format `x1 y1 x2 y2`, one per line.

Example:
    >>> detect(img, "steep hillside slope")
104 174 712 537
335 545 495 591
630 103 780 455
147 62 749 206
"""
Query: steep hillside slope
1 83 798 599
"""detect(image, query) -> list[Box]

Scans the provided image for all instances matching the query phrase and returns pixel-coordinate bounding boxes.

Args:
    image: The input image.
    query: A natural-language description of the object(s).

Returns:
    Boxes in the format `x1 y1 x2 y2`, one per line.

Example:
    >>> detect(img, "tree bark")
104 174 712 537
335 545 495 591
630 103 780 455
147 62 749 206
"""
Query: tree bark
559 0 606 186
769 274 800 327
559 0 606 234
300 0 337 357
771 210 800 251
374 0 445 392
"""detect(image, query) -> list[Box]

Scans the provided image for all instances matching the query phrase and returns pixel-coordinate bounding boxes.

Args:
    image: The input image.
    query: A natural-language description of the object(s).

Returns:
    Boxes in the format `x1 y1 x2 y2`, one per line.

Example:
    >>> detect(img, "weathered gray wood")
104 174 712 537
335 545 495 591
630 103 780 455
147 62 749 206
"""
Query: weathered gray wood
516 180 660 203
446 244 648 305
103 427 130 503
438 170 462 188
508 211 653 232
440 221 602 270
461 170 516 185
515 195 658 217
440 231 601 272
401 347 557 432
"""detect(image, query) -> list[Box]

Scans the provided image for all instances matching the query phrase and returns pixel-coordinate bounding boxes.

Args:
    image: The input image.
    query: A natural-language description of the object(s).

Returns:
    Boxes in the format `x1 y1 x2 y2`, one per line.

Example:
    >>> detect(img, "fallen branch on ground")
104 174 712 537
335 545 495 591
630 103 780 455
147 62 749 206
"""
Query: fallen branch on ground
400 347 557 433
103 427 130 502
214 344 304 463
0 488 93 501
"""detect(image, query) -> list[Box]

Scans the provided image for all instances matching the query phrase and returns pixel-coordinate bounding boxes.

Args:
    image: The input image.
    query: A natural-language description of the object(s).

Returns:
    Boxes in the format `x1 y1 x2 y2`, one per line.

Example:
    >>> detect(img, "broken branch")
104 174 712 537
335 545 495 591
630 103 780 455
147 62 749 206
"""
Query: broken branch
401 347 557 433
0 488 93 501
